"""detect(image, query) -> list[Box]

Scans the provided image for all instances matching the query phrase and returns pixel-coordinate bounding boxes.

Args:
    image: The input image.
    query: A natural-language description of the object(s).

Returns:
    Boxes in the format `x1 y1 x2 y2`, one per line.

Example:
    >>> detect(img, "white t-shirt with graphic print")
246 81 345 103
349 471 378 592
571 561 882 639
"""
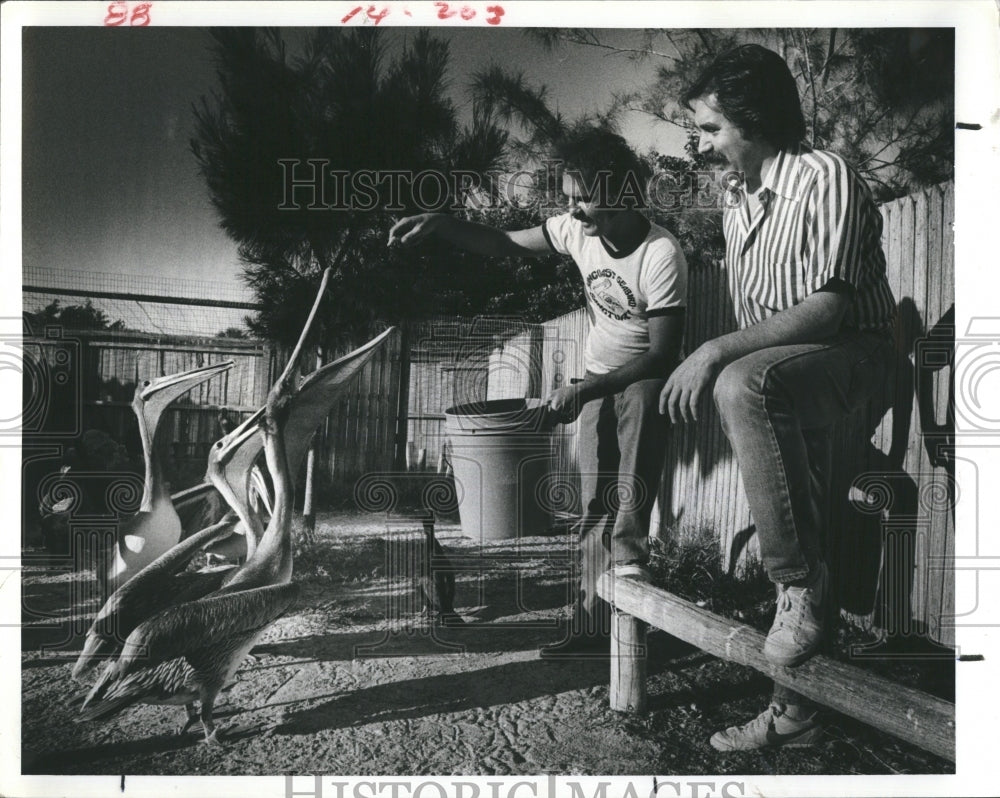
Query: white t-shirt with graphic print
543 213 687 375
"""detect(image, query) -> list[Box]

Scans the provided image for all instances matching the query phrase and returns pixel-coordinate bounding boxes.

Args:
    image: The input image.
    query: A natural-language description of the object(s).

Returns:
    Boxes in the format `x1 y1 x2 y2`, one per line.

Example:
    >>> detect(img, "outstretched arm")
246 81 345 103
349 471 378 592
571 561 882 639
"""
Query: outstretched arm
388 213 552 257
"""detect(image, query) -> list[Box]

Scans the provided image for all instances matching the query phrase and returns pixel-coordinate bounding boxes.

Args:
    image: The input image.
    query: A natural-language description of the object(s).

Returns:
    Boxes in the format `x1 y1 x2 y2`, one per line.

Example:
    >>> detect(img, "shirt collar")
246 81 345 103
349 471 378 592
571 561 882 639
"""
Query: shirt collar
760 142 810 202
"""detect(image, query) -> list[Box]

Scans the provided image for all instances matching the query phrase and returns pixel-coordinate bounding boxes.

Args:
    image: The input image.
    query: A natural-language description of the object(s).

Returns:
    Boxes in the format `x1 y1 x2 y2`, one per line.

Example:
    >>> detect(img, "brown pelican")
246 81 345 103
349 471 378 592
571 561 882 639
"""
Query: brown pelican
199 408 268 564
76 316 399 742
105 360 235 596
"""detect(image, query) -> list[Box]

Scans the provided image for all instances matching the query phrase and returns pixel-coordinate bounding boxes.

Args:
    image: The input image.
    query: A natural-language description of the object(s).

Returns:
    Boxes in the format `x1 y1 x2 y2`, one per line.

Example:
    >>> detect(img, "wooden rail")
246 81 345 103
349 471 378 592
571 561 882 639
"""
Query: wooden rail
597 573 955 762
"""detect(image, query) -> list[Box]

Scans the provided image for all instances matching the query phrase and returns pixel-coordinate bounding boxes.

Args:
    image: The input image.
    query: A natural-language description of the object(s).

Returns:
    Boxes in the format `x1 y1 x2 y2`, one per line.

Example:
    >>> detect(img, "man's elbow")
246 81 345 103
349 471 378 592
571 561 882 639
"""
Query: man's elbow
814 282 852 338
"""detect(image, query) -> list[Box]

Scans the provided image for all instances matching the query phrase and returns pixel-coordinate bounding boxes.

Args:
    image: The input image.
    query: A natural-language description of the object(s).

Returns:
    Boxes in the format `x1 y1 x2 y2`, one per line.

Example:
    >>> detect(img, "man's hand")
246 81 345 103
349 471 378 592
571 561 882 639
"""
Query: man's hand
388 214 444 247
546 383 585 425
659 341 726 424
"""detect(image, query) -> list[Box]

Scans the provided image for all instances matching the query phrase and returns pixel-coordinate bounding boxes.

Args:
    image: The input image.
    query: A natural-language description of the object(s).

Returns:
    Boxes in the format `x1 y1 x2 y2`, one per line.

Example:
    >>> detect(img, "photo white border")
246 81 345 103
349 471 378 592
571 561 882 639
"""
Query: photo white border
3 2 998 796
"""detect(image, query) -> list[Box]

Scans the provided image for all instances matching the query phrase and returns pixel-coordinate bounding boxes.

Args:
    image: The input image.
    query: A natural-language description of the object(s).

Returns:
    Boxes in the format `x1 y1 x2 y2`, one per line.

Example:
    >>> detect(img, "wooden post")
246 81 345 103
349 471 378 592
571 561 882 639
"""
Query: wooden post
300 348 322 540
394 324 412 472
597 573 954 762
610 609 647 713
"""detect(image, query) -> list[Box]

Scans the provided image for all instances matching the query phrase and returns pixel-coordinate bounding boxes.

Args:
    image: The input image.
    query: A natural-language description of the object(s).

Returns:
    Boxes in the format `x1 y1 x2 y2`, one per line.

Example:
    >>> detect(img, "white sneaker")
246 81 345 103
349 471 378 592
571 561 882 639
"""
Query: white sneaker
764 561 829 667
710 703 823 751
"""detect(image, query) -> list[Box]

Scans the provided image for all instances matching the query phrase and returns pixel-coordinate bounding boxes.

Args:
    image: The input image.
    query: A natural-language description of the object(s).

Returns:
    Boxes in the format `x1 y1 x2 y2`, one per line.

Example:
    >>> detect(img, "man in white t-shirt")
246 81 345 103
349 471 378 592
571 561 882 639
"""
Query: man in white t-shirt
389 128 688 656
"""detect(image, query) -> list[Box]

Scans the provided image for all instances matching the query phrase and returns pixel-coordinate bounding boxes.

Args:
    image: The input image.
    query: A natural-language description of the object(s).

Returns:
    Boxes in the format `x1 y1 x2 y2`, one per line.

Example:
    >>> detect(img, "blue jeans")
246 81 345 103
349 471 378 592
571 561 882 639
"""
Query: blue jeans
576 377 669 627
713 331 895 583
713 330 895 705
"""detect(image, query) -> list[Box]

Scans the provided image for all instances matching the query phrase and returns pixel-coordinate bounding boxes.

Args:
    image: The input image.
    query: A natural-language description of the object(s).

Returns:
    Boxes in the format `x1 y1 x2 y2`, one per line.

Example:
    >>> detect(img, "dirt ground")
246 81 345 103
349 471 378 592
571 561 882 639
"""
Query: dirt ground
21 511 952 777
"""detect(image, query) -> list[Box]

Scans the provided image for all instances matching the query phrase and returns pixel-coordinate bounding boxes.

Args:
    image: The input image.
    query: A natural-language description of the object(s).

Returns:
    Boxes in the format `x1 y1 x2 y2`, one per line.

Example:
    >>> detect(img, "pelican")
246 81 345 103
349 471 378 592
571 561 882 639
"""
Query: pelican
196 325 397 564
77 371 298 744
76 269 391 744
75 322 397 685
199 407 268 564
75 331 396 741
105 360 235 596
74 259 320 743
71 417 259 680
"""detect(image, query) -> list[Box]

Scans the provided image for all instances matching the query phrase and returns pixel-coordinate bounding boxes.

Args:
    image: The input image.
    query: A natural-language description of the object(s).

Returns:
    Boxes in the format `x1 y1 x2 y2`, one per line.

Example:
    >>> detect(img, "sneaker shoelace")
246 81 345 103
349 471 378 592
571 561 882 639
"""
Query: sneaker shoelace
739 704 781 735
773 585 797 632
775 585 794 614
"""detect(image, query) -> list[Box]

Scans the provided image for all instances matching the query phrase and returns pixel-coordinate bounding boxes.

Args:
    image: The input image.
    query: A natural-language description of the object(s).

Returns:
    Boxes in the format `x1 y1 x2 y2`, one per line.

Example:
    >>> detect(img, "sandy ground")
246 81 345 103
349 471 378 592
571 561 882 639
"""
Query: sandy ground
20 511 951 777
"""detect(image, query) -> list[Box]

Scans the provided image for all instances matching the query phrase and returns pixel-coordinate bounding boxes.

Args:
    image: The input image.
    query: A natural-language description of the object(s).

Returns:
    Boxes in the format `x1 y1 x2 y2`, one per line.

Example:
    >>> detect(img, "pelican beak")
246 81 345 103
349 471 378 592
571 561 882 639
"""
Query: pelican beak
205 406 268 549
210 407 265 466
133 360 235 513
138 360 235 404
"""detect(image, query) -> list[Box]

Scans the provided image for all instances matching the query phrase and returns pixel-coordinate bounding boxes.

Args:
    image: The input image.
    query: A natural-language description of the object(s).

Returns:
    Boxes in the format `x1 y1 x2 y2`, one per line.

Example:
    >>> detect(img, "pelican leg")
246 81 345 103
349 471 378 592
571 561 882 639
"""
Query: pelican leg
200 697 222 747
178 703 201 736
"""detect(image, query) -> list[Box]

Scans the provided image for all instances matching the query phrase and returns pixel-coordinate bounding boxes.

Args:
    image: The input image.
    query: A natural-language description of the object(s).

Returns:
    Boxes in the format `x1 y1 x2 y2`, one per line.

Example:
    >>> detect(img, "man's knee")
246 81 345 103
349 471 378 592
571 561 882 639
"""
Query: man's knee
713 357 759 420
621 378 665 416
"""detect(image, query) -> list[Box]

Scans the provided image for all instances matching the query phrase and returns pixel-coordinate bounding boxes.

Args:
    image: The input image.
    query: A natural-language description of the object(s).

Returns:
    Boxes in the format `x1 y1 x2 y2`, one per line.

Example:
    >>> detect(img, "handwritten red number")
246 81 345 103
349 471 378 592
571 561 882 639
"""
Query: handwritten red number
366 5 389 24
434 2 456 19
341 5 363 22
104 1 128 26
460 5 476 19
130 3 151 26
485 4 504 24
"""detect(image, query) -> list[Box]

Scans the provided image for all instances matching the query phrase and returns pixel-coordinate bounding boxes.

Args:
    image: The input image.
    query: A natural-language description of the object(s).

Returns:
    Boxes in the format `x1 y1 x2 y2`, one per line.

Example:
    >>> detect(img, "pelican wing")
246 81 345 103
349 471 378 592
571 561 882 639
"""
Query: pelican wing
284 327 396 479
115 582 299 674
74 517 237 678
81 582 299 720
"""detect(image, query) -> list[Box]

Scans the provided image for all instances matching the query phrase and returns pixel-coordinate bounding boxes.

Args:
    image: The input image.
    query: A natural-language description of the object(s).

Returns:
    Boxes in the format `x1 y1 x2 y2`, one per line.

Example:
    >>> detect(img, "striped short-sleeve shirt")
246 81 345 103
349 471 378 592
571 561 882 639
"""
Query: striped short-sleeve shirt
723 144 896 333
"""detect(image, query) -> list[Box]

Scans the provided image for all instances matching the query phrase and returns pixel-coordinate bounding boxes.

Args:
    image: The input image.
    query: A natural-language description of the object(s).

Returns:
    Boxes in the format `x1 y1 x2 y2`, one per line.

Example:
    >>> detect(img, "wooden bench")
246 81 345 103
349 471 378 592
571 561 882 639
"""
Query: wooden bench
597 572 955 762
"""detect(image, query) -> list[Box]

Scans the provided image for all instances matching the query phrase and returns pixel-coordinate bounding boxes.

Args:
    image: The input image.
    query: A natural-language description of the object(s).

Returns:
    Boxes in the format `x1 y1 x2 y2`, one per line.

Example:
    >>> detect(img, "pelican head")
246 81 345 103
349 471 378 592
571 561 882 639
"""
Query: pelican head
205 407 267 551
134 360 235 512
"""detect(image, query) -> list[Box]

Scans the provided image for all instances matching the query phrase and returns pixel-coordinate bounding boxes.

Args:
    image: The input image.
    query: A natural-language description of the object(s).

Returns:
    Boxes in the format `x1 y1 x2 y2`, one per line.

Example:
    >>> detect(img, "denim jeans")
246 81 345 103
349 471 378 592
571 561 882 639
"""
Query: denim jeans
575 377 669 627
713 330 895 706
713 331 896 583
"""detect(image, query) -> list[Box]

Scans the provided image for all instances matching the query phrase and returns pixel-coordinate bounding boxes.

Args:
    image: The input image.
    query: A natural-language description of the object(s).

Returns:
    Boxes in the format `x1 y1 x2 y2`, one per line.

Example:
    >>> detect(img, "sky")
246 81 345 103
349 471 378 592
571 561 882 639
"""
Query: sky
20 26 684 301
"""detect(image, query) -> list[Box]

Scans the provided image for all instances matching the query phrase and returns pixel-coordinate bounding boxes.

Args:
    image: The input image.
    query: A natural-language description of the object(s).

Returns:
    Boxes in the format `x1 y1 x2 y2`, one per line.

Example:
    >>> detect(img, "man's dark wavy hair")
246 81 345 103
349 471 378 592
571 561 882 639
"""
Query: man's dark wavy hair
552 126 649 209
682 44 806 149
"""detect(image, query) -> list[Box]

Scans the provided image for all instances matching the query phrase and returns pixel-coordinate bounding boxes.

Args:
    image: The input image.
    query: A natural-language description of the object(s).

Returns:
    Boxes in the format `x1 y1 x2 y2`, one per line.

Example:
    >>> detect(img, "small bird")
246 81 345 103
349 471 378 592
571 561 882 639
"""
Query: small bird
419 516 463 626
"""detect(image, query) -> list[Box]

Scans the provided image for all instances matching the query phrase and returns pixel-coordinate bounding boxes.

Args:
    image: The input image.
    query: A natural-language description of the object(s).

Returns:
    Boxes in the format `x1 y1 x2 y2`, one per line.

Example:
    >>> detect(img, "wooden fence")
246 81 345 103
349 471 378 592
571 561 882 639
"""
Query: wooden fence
22 329 273 489
313 327 405 486
538 182 956 646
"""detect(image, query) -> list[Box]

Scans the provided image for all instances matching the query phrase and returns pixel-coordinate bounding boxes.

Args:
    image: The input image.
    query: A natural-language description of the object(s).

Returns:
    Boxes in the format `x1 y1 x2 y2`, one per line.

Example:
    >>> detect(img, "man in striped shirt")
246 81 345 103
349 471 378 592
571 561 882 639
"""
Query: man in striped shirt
659 44 897 750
